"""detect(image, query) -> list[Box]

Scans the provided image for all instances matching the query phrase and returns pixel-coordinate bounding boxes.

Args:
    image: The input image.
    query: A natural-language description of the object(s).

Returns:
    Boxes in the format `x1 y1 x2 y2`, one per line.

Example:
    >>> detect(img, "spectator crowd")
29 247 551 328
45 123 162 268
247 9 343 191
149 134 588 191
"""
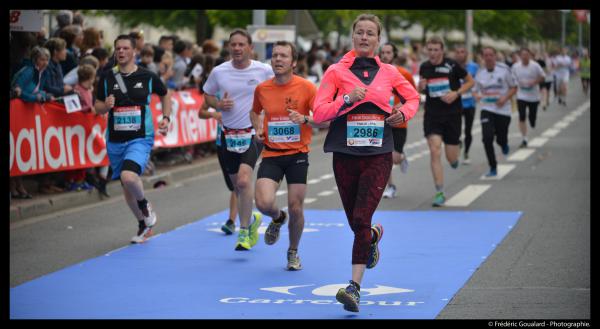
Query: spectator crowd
9 9 587 203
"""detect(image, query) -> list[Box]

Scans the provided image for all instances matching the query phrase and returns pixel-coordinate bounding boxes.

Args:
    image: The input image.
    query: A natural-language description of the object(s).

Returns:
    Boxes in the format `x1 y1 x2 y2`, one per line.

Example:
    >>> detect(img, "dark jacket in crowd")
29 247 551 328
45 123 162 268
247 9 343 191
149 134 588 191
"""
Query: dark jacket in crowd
45 60 66 97
60 47 78 76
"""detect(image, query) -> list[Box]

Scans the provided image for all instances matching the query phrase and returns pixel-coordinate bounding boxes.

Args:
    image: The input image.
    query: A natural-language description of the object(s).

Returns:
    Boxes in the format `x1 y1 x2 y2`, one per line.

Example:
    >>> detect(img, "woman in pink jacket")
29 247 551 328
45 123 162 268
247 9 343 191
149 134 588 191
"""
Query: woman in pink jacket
312 13 420 313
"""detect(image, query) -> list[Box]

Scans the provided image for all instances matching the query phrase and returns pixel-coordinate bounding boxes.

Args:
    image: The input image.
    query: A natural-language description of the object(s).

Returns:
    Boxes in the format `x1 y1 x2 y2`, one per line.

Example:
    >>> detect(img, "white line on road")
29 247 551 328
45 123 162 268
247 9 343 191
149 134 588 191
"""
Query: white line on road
319 174 334 180
554 121 570 129
445 184 492 207
276 190 287 196
304 198 317 204
528 137 549 147
542 128 561 138
507 149 536 162
317 190 335 197
480 164 516 180
307 179 321 185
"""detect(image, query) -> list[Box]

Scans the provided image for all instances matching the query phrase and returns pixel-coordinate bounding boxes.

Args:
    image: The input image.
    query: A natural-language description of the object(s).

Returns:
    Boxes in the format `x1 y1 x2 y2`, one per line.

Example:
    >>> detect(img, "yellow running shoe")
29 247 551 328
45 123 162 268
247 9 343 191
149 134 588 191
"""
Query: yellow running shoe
235 229 251 251
249 212 262 247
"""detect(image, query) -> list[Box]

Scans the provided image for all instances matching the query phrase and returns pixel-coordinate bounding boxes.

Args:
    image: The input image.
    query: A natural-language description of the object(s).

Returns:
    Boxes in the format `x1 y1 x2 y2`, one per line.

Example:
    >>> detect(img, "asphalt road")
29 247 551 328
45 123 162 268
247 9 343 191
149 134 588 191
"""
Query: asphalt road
10 78 590 318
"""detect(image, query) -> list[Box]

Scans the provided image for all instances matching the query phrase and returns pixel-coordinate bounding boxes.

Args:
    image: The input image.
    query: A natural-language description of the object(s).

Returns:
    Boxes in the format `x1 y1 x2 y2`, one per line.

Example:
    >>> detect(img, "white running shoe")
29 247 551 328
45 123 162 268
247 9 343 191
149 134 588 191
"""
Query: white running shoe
382 184 396 199
142 202 157 228
400 156 409 173
463 153 471 165
131 221 153 244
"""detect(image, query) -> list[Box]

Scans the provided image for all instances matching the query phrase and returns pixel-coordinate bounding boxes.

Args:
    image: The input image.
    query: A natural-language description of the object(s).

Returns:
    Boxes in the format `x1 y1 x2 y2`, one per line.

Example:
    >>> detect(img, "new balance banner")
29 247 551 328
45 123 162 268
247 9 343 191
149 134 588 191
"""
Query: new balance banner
10 90 217 177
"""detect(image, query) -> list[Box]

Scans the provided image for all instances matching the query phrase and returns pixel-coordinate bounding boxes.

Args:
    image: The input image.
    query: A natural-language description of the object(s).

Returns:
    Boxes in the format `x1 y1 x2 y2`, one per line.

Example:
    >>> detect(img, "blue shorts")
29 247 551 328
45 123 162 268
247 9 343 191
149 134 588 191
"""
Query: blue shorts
106 137 154 180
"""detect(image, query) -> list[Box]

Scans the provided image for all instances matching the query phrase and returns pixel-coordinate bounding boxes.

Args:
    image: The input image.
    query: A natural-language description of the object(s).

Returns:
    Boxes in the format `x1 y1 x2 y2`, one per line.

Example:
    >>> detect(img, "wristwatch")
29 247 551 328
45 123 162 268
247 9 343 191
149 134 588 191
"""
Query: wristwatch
303 116 309 124
343 94 353 106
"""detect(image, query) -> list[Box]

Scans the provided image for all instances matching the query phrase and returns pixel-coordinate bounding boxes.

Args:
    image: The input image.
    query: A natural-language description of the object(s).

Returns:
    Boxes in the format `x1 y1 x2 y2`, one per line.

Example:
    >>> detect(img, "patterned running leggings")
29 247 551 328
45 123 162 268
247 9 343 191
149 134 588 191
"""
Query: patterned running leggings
333 152 392 265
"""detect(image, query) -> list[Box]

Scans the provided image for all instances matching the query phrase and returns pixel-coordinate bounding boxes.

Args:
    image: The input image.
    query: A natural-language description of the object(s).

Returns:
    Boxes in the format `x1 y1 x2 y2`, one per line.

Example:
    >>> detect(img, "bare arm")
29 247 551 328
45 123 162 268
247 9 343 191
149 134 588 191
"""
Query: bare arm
249 110 264 142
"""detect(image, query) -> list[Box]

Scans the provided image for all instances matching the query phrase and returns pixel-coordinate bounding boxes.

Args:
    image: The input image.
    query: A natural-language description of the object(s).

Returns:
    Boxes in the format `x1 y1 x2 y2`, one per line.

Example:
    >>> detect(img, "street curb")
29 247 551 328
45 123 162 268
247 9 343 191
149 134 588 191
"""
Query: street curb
9 156 220 224
10 130 328 224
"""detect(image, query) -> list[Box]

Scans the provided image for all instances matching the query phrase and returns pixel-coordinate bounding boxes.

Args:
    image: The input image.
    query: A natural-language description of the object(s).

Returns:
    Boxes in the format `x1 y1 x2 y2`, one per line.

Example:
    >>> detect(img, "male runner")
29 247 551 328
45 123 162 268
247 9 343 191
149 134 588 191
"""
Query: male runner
95 35 171 243
418 36 474 206
250 41 328 270
473 46 518 177
453 44 479 164
379 42 416 199
198 99 238 234
203 29 274 251
511 48 546 148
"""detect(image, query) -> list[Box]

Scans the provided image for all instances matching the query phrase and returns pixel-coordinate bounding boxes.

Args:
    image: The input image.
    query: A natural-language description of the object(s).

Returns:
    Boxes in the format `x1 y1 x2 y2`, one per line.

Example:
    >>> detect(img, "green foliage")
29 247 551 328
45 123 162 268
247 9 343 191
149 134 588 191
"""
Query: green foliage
89 10 588 49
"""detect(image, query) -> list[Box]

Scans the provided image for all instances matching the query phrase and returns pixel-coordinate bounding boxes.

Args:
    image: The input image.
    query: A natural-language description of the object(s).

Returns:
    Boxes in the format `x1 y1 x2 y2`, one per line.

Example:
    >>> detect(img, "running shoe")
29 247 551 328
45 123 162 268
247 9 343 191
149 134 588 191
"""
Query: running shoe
336 281 361 313
432 191 446 207
140 201 157 228
367 223 384 269
502 144 510 156
485 168 498 177
264 210 287 245
131 220 153 244
235 228 251 251
221 219 235 235
249 212 262 247
463 153 471 165
400 155 409 173
520 140 528 148
450 160 459 169
286 249 302 271
382 184 396 199
80 181 94 191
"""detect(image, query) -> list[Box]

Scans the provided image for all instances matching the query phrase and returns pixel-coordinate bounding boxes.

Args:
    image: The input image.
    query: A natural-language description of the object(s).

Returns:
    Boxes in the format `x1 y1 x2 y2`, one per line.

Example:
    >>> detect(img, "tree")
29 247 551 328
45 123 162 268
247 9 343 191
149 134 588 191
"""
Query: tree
86 10 287 45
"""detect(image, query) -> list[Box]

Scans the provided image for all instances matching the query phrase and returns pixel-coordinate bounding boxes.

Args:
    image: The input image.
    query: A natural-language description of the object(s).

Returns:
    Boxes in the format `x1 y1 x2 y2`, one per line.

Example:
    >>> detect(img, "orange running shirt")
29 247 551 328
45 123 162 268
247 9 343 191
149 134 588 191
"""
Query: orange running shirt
252 75 317 158
392 66 416 128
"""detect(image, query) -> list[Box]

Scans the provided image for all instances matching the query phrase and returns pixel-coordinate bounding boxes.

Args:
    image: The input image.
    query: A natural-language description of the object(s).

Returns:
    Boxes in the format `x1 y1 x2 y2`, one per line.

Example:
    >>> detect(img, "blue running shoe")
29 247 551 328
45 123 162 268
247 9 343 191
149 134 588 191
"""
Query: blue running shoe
336 281 360 312
432 191 446 207
367 223 384 269
502 144 510 155
485 168 498 177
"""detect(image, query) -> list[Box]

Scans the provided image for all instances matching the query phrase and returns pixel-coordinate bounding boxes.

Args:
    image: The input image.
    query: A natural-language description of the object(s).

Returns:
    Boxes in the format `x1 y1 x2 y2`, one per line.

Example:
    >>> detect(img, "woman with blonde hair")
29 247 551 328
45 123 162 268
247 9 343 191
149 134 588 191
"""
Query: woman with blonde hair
312 13 420 313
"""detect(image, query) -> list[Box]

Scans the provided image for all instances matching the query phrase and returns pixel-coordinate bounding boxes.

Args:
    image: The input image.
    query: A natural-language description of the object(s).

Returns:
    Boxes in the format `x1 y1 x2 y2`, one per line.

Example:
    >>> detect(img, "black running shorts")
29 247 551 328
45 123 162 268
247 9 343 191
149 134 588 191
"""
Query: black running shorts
423 112 462 145
219 133 263 175
257 152 309 185
391 127 407 154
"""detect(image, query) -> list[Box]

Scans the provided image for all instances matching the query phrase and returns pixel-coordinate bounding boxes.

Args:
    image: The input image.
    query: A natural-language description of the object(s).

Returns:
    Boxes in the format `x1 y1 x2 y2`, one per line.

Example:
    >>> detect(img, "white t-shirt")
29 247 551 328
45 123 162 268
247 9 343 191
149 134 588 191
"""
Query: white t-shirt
475 64 517 117
553 55 572 75
511 61 546 102
203 60 274 129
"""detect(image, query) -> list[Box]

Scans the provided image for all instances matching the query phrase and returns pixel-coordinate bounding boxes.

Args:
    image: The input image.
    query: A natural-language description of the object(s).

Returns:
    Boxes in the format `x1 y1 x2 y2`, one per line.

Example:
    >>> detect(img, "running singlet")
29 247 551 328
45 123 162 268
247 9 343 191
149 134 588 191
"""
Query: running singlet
252 75 317 158
203 60 274 129
97 67 167 143
580 58 590 79
460 61 479 109
511 61 546 102
419 58 467 114
474 64 516 117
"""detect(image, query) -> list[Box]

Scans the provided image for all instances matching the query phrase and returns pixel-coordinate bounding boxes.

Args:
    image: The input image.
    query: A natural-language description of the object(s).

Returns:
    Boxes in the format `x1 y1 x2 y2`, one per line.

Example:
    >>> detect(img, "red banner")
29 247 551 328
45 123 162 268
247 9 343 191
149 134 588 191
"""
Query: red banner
150 89 218 149
10 89 218 177
10 99 110 177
